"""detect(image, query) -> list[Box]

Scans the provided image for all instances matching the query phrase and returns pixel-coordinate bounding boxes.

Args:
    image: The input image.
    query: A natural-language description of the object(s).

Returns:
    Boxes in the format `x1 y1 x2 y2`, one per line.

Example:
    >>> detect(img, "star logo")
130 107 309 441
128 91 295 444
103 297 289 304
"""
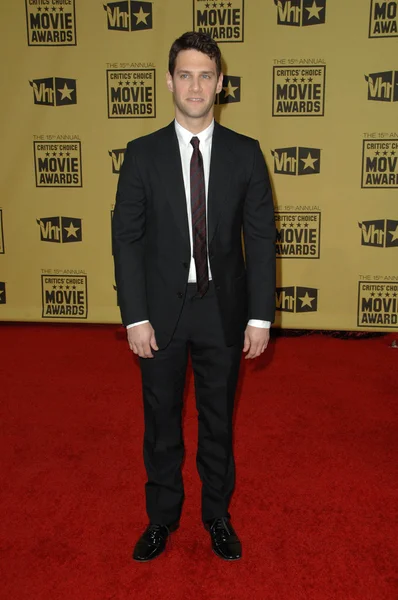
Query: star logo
299 291 315 308
217 76 241 104
133 6 150 24
389 224 398 243
300 152 318 171
58 82 74 101
305 0 323 20
222 80 238 98
296 286 318 312
64 221 80 238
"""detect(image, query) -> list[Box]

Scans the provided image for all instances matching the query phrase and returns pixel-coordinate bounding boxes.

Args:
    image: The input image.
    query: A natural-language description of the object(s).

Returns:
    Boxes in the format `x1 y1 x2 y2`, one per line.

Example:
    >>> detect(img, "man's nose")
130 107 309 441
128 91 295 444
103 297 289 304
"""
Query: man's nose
189 76 202 92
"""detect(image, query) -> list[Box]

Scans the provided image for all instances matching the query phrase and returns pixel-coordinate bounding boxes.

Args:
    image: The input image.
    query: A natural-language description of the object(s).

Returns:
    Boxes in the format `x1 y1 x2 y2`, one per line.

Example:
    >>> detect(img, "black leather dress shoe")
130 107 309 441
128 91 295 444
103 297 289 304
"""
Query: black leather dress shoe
206 517 242 561
132 522 179 562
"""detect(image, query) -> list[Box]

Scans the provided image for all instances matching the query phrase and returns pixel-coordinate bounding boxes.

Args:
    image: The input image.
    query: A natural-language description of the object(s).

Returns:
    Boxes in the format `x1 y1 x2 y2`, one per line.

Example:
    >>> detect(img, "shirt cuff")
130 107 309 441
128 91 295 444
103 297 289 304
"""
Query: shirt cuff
126 320 149 329
248 319 271 329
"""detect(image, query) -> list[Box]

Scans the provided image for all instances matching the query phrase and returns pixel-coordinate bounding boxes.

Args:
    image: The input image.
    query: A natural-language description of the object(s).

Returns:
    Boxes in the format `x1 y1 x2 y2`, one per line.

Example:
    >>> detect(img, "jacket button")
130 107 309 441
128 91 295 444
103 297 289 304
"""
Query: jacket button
215 285 221 291
177 291 183 299
182 262 189 268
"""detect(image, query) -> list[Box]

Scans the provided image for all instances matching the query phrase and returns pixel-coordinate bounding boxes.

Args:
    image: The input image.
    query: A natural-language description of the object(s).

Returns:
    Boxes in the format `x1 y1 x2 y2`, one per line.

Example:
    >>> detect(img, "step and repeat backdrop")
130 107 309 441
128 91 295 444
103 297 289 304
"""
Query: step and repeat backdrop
0 0 397 330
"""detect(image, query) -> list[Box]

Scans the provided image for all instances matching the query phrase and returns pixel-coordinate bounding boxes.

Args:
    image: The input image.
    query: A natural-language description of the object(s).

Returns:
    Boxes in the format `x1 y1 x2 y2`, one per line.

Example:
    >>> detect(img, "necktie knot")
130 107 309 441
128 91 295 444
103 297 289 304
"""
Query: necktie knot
190 136 200 151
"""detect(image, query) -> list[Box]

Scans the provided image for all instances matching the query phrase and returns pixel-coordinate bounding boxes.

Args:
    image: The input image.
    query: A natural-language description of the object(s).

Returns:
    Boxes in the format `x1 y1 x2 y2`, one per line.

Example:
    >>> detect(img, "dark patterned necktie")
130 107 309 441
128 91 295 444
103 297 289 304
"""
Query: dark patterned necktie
190 136 209 297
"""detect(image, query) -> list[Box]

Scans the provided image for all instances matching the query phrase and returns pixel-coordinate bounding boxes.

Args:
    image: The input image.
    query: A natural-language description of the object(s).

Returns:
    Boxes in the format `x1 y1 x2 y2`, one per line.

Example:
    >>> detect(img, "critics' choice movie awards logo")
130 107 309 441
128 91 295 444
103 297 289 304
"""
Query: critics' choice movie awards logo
361 140 398 188
358 281 398 327
193 0 244 42
37 217 82 243
359 219 398 248
103 1 153 31
273 66 326 116
107 69 155 118
0 282 6 305
34 141 82 187
29 77 77 106
276 286 318 312
271 146 321 175
369 0 398 38
275 0 326 26
109 148 126 173
41 274 88 318
365 70 398 102
25 0 77 46
215 76 241 104
275 212 321 258
0 209 4 254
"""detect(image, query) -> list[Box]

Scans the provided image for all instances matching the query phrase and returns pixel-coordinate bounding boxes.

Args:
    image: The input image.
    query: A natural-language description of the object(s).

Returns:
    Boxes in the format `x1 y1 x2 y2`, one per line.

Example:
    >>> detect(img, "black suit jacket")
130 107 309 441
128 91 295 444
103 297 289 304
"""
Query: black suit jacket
112 121 276 348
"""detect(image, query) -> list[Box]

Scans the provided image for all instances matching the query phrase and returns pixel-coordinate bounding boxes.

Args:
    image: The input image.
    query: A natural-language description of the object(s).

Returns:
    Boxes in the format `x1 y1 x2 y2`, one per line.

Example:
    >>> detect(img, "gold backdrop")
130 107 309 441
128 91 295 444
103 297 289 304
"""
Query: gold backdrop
0 0 397 331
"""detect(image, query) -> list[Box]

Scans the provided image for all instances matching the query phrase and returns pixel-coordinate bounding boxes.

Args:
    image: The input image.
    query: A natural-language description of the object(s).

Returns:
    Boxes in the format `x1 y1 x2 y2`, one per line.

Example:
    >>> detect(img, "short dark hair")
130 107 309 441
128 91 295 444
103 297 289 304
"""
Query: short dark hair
168 31 222 77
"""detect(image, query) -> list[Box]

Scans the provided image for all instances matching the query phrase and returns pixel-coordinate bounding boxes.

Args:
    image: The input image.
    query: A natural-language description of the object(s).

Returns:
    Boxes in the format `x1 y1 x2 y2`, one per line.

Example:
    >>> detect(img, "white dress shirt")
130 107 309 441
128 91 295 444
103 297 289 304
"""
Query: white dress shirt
127 119 270 330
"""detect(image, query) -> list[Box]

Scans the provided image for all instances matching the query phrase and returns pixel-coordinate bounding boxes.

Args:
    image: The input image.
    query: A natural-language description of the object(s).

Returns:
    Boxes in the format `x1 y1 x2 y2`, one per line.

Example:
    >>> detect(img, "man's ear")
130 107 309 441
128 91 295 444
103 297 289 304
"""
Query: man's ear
216 72 223 94
166 71 174 93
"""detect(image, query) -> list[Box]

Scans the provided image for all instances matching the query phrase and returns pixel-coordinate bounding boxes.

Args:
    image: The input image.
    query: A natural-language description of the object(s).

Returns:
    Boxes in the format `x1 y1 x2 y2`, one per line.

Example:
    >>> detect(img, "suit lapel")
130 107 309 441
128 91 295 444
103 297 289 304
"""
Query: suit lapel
156 122 190 248
207 122 233 244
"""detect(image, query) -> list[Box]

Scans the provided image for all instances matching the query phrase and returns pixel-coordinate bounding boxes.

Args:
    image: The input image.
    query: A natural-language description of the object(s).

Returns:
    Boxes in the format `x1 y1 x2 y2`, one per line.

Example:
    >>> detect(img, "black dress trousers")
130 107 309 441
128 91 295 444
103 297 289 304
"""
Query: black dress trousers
139 282 244 526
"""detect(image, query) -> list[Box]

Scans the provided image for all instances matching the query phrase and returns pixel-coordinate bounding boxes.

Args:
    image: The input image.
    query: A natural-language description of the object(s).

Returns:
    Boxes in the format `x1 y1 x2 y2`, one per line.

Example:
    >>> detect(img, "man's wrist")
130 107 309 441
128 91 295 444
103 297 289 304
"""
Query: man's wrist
126 320 149 329
247 319 271 329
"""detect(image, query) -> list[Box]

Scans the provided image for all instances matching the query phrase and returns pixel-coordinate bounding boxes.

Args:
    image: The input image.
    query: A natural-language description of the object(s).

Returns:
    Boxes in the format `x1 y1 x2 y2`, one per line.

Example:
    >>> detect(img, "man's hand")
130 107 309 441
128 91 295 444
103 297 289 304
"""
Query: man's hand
243 325 270 359
127 323 158 358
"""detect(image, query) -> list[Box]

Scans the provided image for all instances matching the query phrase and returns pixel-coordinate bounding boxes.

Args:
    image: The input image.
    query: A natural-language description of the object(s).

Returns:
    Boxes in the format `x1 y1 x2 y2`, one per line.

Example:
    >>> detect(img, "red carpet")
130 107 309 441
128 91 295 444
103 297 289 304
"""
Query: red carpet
1 324 397 600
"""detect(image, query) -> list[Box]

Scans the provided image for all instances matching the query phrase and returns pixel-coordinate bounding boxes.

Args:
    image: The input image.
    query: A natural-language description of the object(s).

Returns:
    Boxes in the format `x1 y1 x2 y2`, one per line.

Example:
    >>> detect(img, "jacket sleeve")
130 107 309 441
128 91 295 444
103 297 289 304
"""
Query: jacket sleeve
112 141 148 326
243 140 276 323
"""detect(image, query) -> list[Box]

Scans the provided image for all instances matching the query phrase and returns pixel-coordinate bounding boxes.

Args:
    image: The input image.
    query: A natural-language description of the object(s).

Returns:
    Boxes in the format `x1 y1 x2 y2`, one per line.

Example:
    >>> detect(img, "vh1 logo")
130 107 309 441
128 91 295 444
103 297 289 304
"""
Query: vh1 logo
29 77 77 106
103 1 153 31
271 146 321 175
276 285 318 312
358 219 398 247
365 70 398 101
274 0 326 26
37 217 82 243
109 148 126 173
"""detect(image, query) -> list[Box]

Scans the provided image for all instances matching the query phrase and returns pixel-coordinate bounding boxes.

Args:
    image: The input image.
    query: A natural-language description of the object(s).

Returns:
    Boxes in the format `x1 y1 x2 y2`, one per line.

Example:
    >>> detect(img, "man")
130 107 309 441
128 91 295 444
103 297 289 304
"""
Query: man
112 31 276 562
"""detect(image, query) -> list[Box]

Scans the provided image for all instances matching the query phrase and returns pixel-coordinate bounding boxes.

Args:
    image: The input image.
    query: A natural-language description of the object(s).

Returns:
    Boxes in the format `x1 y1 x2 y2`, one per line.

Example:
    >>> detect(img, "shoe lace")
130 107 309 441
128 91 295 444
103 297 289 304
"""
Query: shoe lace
147 524 169 542
211 517 231 542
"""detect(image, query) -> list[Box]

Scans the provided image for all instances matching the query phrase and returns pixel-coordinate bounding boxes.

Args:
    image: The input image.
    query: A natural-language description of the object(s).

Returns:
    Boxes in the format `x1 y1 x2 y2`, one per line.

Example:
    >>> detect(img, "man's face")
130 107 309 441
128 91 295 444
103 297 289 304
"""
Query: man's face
166 49 223 122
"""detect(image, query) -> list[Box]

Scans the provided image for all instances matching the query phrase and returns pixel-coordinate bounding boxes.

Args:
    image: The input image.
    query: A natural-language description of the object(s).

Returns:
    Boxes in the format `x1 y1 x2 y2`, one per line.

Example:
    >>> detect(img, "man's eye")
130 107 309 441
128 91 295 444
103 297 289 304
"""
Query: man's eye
180 74 189 79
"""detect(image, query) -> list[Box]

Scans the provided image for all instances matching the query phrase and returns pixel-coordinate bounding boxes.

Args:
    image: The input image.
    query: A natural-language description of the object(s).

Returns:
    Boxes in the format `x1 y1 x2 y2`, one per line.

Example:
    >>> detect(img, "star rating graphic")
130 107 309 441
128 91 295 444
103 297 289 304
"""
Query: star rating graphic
300 152 319 171
58 82 74 101
133 6 150 25
367 289 396 299
278 221 311 229
373 150 395 156
305 0 323 20
44 152 73 158
299 291 315 308
287 77 313 84
51 284 77 291
64 222 80 238
206 1 231 7
222 80 239 98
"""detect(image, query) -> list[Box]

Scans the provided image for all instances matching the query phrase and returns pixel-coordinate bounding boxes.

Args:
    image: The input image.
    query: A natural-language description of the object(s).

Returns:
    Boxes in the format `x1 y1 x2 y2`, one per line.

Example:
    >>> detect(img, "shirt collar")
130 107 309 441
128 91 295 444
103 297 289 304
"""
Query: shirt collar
174 118 214 148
